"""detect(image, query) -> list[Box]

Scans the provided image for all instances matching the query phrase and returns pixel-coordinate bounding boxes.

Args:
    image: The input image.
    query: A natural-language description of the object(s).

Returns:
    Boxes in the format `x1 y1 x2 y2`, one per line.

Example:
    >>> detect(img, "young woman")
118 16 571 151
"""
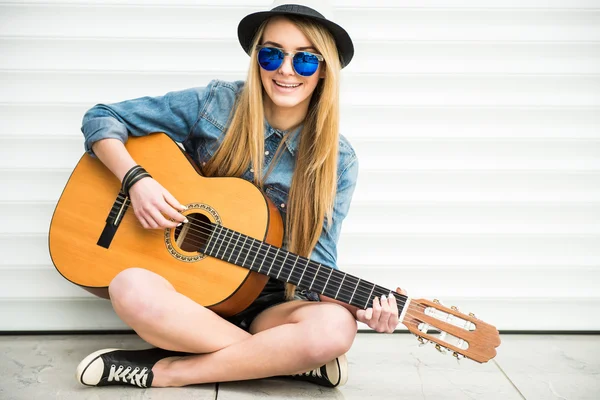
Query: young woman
76 1 404 389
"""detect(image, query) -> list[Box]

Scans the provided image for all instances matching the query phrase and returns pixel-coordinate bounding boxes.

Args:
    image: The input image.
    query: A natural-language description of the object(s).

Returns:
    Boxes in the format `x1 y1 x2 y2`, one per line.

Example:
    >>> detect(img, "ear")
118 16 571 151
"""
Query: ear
319 66 326 79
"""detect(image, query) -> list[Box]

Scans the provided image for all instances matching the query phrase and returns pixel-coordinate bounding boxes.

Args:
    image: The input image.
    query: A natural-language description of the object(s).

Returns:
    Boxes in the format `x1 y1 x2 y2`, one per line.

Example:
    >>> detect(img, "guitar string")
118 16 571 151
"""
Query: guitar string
105 210 429 314
107 207 426 313
107 208 414 308
106 207 427 314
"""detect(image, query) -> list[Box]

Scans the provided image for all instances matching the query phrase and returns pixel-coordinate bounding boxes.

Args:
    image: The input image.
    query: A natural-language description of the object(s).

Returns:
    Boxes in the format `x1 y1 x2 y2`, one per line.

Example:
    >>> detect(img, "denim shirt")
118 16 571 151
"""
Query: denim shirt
81 79 358 271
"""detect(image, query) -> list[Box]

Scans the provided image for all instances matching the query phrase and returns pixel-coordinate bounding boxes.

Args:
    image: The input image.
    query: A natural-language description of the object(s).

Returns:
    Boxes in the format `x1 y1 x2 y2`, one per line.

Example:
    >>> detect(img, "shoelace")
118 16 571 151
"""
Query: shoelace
108 364 150 387
297 367 324 379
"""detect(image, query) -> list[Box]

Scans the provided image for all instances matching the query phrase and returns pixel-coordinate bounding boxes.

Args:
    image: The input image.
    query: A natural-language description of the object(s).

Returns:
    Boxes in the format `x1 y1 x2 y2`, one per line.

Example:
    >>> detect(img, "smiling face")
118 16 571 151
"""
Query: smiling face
259 17 325 119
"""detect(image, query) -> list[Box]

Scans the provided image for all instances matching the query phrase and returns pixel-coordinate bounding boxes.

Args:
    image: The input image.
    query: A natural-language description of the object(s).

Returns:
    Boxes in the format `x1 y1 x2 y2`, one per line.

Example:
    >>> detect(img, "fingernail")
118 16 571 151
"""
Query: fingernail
381 294 387 301
177 223 182 227
390 293 395 299
184 218 189 223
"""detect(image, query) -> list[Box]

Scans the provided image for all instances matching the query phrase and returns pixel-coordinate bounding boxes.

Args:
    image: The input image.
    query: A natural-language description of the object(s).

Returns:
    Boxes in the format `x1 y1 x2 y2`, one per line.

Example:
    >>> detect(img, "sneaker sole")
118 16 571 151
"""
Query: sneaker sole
76 348 120 386
331 353 348 387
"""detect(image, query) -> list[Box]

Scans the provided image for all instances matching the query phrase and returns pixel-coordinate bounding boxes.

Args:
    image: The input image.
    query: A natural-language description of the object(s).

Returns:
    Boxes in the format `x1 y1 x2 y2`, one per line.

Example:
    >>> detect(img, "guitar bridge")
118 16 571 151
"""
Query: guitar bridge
97 192 130 249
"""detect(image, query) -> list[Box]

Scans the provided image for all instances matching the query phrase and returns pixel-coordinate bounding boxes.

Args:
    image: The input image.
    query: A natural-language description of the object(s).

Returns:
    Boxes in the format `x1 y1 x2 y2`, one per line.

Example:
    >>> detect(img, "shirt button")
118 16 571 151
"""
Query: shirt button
250 168 254 173
281 203 286 208
202 162 206 166
265 151 270 156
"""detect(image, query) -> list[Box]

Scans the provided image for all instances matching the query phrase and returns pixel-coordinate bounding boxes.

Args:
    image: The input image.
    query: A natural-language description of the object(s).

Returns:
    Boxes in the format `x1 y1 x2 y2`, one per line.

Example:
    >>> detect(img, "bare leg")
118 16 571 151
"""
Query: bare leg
152 300 357 386
109 268 251 354
109 268 357 387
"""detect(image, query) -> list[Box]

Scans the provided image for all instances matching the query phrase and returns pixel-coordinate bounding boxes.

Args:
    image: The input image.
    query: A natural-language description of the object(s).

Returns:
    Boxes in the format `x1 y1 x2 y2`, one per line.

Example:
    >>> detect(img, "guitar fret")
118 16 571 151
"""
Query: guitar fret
267 248 280 276
334 272 346 300
349 278 360 305
257 244 270 273
214 227 228 259
249 241 262 272
223 228 234 260
276 253 289 280
242 238 255 267
287 255 300 283
206 225 222 255
228 231 241 263
365 283 376 309
308 263 321 291
297 258 308 288
203 225 215 254
234 235 248 265
322 268 334 298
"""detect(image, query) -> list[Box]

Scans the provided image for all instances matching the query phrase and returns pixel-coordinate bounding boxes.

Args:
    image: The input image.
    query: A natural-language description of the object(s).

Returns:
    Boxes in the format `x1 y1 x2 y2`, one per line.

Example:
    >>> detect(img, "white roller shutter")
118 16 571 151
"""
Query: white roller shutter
1 0 598 331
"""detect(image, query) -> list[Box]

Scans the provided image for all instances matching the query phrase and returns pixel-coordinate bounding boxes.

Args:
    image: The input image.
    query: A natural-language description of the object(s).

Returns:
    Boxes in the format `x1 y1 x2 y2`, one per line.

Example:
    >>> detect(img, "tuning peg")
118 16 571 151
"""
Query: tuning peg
469 312 477 318
450 305 459 311
433 299 440 304
435 344 447 354
453 352 465 360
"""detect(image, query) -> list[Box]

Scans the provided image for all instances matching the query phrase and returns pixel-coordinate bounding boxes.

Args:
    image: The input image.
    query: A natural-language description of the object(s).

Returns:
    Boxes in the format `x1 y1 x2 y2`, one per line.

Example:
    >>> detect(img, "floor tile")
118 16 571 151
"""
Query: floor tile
218 333 521 400
0 334 216 400
495 334 600 400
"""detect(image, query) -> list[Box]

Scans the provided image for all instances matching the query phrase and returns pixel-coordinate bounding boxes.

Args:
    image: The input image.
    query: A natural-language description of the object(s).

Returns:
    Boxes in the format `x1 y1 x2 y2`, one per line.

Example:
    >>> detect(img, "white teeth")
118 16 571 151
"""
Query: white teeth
275 81 301 88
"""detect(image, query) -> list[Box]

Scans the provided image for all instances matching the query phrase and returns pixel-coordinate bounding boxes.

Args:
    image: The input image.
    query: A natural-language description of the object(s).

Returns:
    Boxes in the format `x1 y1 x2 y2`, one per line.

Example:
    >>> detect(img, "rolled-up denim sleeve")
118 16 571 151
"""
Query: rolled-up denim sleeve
310 155 359 270
81 83 212 157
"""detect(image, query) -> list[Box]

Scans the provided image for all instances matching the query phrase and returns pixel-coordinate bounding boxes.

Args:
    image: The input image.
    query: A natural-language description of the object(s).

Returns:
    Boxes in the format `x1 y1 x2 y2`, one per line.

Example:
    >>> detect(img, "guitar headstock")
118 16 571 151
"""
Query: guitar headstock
401 298 501 363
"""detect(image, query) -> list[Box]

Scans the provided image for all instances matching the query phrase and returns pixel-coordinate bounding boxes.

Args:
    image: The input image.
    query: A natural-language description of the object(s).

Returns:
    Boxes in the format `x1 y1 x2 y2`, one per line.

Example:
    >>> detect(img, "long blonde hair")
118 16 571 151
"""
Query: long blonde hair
203 16 342 299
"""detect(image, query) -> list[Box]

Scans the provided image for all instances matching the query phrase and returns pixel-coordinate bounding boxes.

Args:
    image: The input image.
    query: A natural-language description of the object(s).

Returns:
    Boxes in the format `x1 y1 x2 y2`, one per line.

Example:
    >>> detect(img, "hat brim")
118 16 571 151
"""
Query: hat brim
238 10 354 68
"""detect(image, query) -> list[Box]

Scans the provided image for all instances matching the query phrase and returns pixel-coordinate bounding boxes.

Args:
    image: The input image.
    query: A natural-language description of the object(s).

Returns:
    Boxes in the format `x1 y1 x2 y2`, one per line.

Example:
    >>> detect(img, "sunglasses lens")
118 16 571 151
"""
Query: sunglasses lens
257 47 284 71
293 52 320 76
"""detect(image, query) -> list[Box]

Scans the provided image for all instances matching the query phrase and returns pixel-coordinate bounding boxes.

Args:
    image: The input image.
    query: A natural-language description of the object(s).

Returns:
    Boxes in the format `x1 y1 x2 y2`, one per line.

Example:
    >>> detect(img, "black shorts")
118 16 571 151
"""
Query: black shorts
225 278 321 332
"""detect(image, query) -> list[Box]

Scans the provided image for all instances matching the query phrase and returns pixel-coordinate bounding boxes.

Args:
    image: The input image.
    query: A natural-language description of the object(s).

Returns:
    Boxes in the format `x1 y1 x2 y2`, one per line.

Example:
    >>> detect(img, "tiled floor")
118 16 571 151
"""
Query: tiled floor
0 333 598 399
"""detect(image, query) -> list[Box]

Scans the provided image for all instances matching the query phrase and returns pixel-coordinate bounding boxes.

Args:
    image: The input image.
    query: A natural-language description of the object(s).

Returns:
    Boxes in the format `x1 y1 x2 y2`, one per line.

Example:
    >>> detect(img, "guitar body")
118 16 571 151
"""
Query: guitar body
49 133 282 317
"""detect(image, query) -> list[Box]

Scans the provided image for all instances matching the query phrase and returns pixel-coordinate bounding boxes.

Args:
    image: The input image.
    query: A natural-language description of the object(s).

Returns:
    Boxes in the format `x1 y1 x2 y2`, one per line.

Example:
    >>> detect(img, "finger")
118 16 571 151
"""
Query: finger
389 293 399 317
396 287 407 296
163 191 187 212
356 309 367 323
146 208 169 229
159 201 188 225
388 293 400 331
140 211 159 229
371 297 382 323
377 294 391 331
135 210 150 229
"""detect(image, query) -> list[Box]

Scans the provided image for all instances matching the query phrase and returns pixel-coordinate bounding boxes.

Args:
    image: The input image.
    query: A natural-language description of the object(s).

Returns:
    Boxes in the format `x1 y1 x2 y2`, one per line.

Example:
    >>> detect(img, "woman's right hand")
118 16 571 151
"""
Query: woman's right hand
128 177 188 229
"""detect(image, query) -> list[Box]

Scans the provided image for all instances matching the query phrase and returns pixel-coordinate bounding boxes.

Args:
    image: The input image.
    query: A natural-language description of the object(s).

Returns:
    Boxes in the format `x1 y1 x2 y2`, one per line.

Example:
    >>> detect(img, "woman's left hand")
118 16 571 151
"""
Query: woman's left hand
356 287 407 333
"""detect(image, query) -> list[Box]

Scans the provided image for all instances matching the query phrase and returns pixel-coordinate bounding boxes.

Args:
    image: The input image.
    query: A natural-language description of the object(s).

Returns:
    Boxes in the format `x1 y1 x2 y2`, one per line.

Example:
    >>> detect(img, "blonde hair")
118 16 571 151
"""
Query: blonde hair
203 15 342 299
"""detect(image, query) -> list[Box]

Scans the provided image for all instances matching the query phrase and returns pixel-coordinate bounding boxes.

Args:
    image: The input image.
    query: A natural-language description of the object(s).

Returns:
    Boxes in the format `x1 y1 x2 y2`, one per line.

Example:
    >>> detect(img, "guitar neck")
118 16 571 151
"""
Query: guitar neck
200 223 408 315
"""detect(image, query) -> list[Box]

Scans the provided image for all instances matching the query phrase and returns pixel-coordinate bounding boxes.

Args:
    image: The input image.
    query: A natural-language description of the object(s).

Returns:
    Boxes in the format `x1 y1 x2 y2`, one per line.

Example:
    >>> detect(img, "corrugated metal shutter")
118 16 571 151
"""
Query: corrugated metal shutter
1 0 599 331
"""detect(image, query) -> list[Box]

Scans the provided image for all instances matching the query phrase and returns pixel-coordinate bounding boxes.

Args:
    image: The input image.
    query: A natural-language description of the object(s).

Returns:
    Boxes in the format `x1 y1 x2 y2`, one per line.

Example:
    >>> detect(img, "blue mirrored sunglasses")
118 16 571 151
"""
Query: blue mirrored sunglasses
256 45 324 77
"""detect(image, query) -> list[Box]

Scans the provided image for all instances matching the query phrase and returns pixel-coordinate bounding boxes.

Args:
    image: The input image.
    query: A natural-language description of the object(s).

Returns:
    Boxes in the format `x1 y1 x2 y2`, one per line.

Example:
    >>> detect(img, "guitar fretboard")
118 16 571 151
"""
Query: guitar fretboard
200 223 407 314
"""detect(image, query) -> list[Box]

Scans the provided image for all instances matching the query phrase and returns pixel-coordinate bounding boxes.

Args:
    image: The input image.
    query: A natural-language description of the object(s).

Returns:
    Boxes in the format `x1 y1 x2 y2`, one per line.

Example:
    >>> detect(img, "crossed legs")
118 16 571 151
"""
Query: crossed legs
108 268 358 387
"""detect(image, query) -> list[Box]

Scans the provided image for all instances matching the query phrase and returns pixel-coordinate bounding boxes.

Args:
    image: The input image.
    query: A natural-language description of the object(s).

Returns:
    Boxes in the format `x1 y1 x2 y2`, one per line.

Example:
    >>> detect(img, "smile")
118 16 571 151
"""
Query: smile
274 81 302 88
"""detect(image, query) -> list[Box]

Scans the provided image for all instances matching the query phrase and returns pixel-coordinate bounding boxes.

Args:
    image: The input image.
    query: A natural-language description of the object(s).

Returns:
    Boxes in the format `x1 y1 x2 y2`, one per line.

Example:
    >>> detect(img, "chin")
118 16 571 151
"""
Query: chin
270 95 306 109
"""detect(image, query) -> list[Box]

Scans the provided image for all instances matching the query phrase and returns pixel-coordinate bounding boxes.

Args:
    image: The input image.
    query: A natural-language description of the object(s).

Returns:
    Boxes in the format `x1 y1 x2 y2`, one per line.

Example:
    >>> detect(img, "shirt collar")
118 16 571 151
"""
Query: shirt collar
264 119 302 156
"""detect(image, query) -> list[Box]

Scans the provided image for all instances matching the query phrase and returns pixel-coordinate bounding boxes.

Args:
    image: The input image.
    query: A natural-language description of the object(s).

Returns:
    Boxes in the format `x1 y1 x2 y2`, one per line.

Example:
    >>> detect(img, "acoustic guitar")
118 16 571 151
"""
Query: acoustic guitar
48 133 501 363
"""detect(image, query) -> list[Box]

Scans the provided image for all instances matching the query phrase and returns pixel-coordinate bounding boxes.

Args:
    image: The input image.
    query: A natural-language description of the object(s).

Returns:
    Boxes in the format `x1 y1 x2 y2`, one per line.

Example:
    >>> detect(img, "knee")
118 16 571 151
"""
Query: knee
109 268 168 322
304 304 357 363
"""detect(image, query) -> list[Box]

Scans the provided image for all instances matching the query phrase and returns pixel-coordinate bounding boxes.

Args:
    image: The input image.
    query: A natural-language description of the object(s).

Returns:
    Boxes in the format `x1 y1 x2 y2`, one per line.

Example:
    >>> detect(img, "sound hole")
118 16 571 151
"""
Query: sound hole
174 212 213 253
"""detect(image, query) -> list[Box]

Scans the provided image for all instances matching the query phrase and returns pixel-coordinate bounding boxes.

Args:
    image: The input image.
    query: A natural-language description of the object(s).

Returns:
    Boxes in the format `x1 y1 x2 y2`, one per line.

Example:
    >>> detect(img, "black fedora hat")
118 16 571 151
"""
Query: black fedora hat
238 1 354 68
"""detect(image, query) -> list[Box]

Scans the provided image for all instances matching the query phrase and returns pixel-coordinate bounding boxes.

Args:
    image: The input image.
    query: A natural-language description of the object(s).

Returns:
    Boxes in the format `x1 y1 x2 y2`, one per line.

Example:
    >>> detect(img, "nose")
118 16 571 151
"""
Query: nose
278 54 295 75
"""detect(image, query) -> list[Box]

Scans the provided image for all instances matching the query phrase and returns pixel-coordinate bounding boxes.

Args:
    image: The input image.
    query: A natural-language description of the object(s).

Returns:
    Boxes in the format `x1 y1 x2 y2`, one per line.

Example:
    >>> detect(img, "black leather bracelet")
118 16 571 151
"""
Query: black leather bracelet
121 165 143 193
126 172 152 195
121 165 152 196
